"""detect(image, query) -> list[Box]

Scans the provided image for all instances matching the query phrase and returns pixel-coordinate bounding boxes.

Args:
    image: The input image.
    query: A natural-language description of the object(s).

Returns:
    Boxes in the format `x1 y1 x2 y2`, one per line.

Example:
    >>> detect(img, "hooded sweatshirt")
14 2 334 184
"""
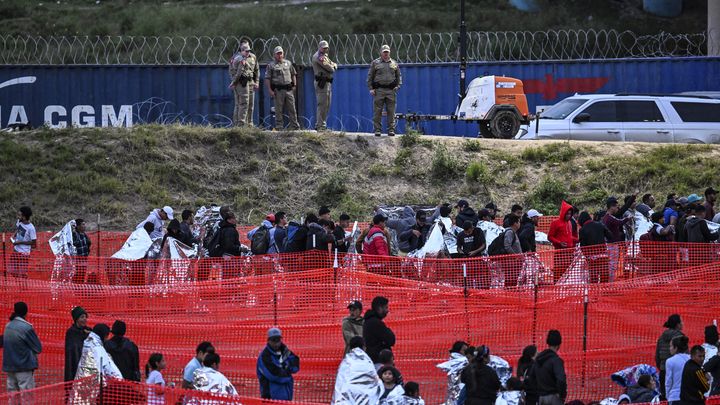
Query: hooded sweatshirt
685 217 719 243
362 309 395 363
104 336 141 381
385 207 417 236
626 384 657 403
548 201 576 250
456 206 479 228
529 349 567 400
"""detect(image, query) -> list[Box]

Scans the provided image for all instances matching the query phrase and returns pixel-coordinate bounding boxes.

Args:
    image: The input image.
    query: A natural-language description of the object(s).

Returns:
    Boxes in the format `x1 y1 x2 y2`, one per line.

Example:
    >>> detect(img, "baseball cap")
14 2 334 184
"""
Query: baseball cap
677 197 689 206
380 44 390 53
687 194 703 203
265 213 276 223
456 199 469 208
478 209 491 219
162 206 174 220
527 209 543 218
484 202 497 211
268 327 282 338
273 46 284 54
347 300 362 310
240 43 251 52
705 187 717 196
319 40 329 48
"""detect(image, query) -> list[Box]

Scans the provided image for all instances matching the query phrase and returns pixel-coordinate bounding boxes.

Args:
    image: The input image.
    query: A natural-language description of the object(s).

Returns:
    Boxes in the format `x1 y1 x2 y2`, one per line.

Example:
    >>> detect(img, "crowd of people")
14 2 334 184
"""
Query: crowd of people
4 297 720 405
6 186 720 286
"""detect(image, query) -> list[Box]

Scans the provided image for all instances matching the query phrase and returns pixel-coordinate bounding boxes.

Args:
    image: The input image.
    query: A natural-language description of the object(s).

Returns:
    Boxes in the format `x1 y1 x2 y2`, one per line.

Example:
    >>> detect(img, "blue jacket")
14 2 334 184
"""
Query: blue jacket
256 343 300 400
2 317 42 372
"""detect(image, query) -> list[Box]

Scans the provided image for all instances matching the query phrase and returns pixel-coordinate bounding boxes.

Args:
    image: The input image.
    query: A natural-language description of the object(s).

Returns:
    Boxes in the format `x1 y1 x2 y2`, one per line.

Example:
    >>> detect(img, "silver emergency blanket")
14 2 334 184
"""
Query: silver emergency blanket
112 228 154 260
70 332 123 404
489 355 513 387
557 248 589 285
49 220 77 286
380 384 405 405
148 237 198 286
332 348 383 405
517 253 554 288
437 352 468 405
192 366 239 397
496 390 523 405
479 220 504 255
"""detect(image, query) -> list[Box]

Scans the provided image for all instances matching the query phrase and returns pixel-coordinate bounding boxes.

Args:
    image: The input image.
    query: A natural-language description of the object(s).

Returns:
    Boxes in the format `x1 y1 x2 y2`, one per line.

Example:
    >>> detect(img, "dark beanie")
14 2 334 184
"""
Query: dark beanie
111 320 126 336
664 314 681 329
13 302 28 318
93 323 110 340
71 306 87 322
547 329 562 346
705 325 719 344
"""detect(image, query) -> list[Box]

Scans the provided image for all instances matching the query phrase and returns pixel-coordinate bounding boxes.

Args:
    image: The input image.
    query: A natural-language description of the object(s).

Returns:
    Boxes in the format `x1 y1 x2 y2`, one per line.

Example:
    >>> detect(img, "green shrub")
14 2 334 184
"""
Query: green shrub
466 161 490 183
525 177 569 214
400 130 422 148
462 140 484 152
315 172 348 205
394 148 413 168
521 143 578 163
430 144 461 181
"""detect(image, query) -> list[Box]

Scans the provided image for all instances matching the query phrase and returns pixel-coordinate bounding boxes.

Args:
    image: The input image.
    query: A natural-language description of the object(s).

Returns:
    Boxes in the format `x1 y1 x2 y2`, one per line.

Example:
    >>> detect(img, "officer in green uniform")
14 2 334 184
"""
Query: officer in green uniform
367 44 402 136
311 40 337 132
241 38 260 126
264 46 300 130
229 43 257 126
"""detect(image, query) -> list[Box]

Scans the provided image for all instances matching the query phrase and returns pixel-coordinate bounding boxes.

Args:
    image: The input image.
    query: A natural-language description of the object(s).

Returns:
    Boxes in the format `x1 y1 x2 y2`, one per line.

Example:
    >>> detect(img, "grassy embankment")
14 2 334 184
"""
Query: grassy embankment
0 0 706 37
1 125 718 231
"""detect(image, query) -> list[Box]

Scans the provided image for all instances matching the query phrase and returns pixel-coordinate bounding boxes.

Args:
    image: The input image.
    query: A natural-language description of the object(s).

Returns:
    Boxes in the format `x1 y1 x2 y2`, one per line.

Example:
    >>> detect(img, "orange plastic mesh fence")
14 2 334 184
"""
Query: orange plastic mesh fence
1 241 717 289
1 256 720 403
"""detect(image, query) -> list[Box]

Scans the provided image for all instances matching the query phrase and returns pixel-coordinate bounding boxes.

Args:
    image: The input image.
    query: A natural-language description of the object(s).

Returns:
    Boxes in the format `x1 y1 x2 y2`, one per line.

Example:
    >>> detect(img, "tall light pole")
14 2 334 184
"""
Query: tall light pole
459 0 468 104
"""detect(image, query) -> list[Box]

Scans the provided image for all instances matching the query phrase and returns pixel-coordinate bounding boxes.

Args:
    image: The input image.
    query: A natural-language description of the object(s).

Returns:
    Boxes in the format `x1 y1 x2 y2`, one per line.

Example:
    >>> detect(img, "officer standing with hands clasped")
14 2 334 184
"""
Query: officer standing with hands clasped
312 40 337 132
367 44 402 137
265 46 300 131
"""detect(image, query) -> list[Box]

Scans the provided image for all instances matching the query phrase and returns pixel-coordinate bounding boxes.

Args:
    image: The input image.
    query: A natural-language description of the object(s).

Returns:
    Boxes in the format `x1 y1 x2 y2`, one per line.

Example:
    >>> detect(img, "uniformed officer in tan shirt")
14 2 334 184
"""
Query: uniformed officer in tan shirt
265 46 300 130
242 39 260 126
311 40 337 132
229 43 258 126
367 44 402 136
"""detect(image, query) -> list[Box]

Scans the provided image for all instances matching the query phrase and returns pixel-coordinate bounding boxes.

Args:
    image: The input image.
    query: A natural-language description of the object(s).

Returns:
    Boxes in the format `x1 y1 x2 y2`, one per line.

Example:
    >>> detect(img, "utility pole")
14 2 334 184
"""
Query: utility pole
459 0 468 104
710 0 720 56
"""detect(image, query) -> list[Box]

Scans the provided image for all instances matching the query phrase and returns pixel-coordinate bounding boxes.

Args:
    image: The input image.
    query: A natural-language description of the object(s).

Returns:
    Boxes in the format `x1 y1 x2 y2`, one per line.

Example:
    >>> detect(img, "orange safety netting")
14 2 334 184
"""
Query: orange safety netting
1 241 718 288
1 245 720 404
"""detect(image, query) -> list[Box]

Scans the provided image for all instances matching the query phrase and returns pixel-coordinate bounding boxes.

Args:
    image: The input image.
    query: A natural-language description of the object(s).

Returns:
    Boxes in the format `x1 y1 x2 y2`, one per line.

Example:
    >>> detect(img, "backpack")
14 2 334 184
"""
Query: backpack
250 226 271 255
283 222 304 253
488 230 509 256
206 227 224 258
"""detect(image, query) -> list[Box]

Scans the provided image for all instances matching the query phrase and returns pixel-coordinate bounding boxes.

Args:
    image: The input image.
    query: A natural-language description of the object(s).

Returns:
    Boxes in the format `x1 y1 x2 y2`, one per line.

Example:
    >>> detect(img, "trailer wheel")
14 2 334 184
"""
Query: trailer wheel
490 110 521 139
479 121 494 138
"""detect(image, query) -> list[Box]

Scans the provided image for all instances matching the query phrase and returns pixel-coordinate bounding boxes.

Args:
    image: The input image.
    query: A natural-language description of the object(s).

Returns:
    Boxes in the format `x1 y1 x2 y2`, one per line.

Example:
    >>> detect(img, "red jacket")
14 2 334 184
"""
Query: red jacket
362 225 389 256
548 201 578 249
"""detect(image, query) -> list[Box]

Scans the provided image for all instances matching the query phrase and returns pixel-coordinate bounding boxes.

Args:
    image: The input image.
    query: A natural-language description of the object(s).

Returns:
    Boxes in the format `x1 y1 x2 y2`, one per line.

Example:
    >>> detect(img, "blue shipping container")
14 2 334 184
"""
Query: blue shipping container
1 57 718 136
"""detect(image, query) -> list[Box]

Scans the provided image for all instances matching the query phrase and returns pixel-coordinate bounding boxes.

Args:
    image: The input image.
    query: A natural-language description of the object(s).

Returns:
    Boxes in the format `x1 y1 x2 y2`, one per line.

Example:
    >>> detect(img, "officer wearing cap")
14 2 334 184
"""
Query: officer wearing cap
342 300 364 353
243 37 260 125
367 44 402 137
229 40 259 126
265 46 300 130
312 40 338 132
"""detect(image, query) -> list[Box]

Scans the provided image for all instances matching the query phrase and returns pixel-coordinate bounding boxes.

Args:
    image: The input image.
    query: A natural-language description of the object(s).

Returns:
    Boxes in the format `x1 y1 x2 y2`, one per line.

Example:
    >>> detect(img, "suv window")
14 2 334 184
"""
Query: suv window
671 102 720 122
579 101 618 122
619 101 665 122
541 98 588 120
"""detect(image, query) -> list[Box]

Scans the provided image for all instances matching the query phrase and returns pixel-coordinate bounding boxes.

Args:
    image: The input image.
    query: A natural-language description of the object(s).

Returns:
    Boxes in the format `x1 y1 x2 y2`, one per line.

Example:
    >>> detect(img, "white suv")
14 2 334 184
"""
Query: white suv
519 94 720 143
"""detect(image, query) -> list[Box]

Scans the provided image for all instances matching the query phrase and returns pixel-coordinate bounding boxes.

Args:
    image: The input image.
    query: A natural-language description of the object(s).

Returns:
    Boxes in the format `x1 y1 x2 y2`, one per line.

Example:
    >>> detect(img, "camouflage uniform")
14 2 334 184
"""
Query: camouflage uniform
367 49 402 135
311 43 337 131
246 50 259 125
229 45 257 126
265 54 300 130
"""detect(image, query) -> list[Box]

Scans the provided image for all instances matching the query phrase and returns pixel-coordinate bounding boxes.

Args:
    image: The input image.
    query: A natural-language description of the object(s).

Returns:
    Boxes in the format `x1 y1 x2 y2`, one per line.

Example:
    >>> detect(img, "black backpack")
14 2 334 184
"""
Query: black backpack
206 227 224 258
250 227 271 255
283 222 306 253
488 231 509 256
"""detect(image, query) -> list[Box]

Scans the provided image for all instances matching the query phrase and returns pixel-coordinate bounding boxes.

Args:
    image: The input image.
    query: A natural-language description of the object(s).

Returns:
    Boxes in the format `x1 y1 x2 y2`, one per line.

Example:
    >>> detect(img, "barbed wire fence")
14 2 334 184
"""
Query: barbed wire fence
0 30 708 65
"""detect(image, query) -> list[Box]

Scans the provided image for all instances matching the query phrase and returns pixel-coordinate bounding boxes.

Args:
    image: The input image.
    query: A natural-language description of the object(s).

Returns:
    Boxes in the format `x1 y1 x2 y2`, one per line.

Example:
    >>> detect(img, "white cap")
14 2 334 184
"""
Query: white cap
162 206 174 220
273 46 284 54
527 209 543 218
318 40 329 49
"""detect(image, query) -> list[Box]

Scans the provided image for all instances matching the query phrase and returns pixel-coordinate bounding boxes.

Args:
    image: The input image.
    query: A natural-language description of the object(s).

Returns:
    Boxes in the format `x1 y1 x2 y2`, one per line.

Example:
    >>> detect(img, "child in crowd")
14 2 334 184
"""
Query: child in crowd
146 353 169 404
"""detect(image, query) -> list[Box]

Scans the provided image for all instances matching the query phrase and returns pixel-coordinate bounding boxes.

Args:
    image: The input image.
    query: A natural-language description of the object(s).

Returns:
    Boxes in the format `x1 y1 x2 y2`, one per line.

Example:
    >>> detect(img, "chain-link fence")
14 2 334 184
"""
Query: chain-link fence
0 30 708 65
